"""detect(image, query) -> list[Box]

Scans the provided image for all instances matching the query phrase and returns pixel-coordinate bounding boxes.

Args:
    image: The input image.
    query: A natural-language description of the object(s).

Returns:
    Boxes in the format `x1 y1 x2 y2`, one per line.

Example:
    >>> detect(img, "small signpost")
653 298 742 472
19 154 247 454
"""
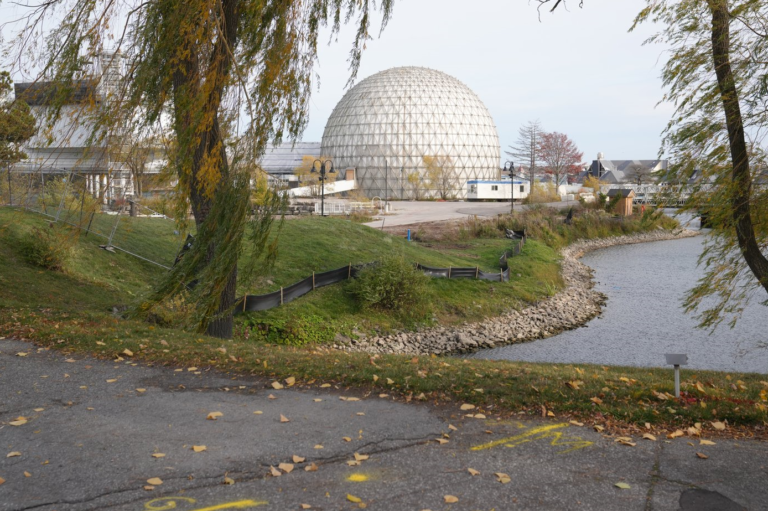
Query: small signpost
665 354 688 398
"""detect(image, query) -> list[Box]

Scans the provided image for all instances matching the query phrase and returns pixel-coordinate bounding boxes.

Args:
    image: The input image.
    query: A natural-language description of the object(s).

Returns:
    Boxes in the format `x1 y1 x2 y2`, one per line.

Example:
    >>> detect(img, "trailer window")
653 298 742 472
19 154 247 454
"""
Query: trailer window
520 185 525 193
491 185 498 191
469 185 477 193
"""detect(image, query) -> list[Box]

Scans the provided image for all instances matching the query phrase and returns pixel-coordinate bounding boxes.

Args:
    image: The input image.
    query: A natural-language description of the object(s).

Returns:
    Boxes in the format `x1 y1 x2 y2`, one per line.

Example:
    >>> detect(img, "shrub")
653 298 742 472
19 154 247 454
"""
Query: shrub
350 255 431 318
20 224 75 271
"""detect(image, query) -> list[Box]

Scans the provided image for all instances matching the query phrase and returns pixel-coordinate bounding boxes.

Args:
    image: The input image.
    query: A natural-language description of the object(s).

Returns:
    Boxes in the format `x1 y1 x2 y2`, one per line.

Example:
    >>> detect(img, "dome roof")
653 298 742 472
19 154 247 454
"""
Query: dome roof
321 67 500 199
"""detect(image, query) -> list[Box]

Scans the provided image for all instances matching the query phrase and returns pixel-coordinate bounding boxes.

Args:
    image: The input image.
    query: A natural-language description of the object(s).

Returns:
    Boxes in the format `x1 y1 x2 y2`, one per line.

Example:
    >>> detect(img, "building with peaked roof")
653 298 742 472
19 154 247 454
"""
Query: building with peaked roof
584 155 668 184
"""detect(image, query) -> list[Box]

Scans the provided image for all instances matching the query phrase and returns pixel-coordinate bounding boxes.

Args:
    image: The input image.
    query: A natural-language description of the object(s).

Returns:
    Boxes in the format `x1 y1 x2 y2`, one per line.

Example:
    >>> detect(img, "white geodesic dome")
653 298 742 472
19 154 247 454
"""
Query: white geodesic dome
321 67 500 199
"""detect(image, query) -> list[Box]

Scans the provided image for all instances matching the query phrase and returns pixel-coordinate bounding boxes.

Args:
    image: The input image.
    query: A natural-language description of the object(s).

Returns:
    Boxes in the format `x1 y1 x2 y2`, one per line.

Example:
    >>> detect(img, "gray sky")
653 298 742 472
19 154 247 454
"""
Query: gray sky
304 0 672 163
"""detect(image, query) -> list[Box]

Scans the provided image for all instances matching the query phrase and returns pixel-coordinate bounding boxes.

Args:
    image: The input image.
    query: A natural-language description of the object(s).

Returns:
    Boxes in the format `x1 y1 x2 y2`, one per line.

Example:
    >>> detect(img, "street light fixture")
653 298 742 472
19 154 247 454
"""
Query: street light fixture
502 160 515 214
311 158 335 217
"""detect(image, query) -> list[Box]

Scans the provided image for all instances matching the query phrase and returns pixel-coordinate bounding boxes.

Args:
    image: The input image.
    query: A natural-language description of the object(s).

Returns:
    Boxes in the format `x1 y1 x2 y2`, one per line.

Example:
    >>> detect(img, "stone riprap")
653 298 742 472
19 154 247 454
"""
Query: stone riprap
338 228 700 356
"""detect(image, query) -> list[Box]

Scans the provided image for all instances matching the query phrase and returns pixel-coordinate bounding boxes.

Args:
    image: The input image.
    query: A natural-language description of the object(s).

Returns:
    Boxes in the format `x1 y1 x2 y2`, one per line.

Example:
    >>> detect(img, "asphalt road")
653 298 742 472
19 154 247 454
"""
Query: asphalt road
1 338 766 511
362 200 579 228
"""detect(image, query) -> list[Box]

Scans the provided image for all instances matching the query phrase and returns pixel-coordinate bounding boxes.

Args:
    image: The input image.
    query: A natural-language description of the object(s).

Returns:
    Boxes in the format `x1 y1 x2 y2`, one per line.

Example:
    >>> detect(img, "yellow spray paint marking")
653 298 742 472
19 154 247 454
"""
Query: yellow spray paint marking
145 497 197 511
192 501 268 511
346 473 369 482
471 423 593 454
144 498 267 511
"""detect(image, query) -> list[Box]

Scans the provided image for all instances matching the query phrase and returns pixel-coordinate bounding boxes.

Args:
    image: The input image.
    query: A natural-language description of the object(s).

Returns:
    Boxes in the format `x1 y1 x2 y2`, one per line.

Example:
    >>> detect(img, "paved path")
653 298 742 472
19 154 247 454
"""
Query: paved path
1 338 765 511
363 200 579 228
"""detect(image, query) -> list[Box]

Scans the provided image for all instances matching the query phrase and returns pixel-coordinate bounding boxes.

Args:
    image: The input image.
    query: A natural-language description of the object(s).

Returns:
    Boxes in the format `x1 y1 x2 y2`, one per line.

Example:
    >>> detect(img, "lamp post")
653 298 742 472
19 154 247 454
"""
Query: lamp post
311 158 335 217
502 161 515 214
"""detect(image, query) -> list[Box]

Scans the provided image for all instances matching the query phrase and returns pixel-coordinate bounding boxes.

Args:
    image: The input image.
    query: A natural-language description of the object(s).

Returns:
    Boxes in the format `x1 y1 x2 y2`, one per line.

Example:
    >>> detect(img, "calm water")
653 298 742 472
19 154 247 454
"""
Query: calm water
471 235 768 374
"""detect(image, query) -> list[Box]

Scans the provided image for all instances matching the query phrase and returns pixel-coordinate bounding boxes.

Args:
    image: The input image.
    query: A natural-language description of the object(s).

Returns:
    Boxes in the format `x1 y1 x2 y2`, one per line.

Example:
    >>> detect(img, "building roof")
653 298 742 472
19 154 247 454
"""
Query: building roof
587 158 668 183
259 142 321 174
15 81 99 106
606 188 636 198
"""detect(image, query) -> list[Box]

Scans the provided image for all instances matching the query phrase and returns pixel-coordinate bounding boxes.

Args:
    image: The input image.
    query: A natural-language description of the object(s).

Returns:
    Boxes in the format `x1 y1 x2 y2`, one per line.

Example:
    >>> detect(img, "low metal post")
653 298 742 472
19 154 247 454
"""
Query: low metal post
674 365 681 398
665 354 688 398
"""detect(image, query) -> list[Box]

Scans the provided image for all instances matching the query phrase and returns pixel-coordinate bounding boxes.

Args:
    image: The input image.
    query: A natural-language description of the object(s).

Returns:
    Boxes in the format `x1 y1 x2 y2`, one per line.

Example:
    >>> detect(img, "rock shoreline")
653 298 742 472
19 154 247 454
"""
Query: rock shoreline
338 228 700 356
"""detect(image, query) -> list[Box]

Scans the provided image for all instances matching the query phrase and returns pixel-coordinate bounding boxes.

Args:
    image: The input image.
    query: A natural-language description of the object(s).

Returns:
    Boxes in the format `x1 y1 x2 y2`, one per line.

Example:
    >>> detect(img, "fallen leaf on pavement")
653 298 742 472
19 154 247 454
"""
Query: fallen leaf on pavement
268 394 277 399
435 438 449 445
712 421 726 431
642 433 657 441
696 452 709 459
313 399 322 402
346 460 360 466
668 430 685 439
343 437 352 442
354 453 369 461
272 381 284 390
207 411 223 420
615 482 630 489
147 477 163 485
7 452 21 458
293 455 305 463
379 394 389 398
192 445 207 453
594 425 604 432
106 379 117 383
280 415 290 423
320 383 331 388
16 352 28 357
700 439 716 446
444 495 459 503
474 413 487 420
278 463 294 473
301 505 311 509
314 444 324 449
136 389 146 393
569 420 584 427
253 411 263 415
122 349 133 357
467 468 480 476
347 494 362 503
187 367 197 372
152 453 166 458
144 485 155 491
270 466 281 477
0 477 5 485
495 472 511 484
305 463 318 472
24 471 31 477
285 377 296 386
33 408 44 412
223 476 235 485
460 404 475 411
449 424 458 431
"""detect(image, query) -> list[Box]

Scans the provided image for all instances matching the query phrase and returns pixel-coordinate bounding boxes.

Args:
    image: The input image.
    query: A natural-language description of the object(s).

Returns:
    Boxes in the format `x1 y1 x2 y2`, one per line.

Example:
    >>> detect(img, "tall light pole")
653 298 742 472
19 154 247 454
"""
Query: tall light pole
311 158 335 217
503 161 515 214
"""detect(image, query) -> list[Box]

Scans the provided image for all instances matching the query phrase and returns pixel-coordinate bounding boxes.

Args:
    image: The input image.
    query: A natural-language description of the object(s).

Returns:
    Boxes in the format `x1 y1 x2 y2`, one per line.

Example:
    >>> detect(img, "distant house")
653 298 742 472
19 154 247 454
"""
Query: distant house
259 141 321 184
606 188 636 216
582 155 668 184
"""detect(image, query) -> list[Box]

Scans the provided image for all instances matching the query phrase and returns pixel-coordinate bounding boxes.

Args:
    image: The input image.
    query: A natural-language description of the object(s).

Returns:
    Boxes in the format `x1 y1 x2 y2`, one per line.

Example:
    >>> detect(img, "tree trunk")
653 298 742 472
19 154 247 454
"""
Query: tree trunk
171 0 242 339
709 0 768 294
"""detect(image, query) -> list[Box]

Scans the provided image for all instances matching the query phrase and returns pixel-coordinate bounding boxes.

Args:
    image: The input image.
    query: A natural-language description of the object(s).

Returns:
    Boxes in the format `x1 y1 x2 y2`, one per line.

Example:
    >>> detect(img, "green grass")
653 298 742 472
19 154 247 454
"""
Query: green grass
0 207 179 311
2 306 766 432
6 205 756 433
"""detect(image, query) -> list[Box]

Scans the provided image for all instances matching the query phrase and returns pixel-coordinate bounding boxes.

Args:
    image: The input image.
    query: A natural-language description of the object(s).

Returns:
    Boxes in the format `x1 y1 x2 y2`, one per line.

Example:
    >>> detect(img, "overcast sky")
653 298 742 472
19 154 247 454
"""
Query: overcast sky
304 0 672 164
0 0 671 164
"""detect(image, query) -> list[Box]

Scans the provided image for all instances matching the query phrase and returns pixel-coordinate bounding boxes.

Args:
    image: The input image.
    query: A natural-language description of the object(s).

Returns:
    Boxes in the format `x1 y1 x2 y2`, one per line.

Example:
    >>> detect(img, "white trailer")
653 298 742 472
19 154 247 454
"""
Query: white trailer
466 179 530 201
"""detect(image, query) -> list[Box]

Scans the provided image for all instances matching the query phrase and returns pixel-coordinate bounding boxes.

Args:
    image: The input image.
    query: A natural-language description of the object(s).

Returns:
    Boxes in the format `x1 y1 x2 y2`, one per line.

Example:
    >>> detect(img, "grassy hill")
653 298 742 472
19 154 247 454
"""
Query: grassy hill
0 208 561 341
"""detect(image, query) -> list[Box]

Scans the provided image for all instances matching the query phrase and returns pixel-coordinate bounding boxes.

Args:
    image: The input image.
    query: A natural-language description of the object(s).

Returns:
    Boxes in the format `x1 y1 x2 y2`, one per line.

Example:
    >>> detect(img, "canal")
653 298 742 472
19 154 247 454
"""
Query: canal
471 233 768 374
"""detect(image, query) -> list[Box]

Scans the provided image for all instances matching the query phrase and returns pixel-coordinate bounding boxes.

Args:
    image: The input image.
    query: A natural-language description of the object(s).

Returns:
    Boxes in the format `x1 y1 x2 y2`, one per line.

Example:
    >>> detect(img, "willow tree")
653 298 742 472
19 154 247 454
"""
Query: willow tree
543 0 768 328
633 0 768 328
7 0 394 338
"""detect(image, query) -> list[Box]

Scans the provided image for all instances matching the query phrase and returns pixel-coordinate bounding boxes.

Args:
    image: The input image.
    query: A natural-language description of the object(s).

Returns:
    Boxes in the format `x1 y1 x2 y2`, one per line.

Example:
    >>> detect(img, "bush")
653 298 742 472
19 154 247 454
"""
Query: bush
350 255 431 318
20 224 75 271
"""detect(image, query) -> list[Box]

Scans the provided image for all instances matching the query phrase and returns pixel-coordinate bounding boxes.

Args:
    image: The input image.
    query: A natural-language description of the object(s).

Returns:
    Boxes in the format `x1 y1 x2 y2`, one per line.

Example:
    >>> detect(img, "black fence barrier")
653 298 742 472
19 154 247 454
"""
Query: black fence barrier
235 230 526 315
